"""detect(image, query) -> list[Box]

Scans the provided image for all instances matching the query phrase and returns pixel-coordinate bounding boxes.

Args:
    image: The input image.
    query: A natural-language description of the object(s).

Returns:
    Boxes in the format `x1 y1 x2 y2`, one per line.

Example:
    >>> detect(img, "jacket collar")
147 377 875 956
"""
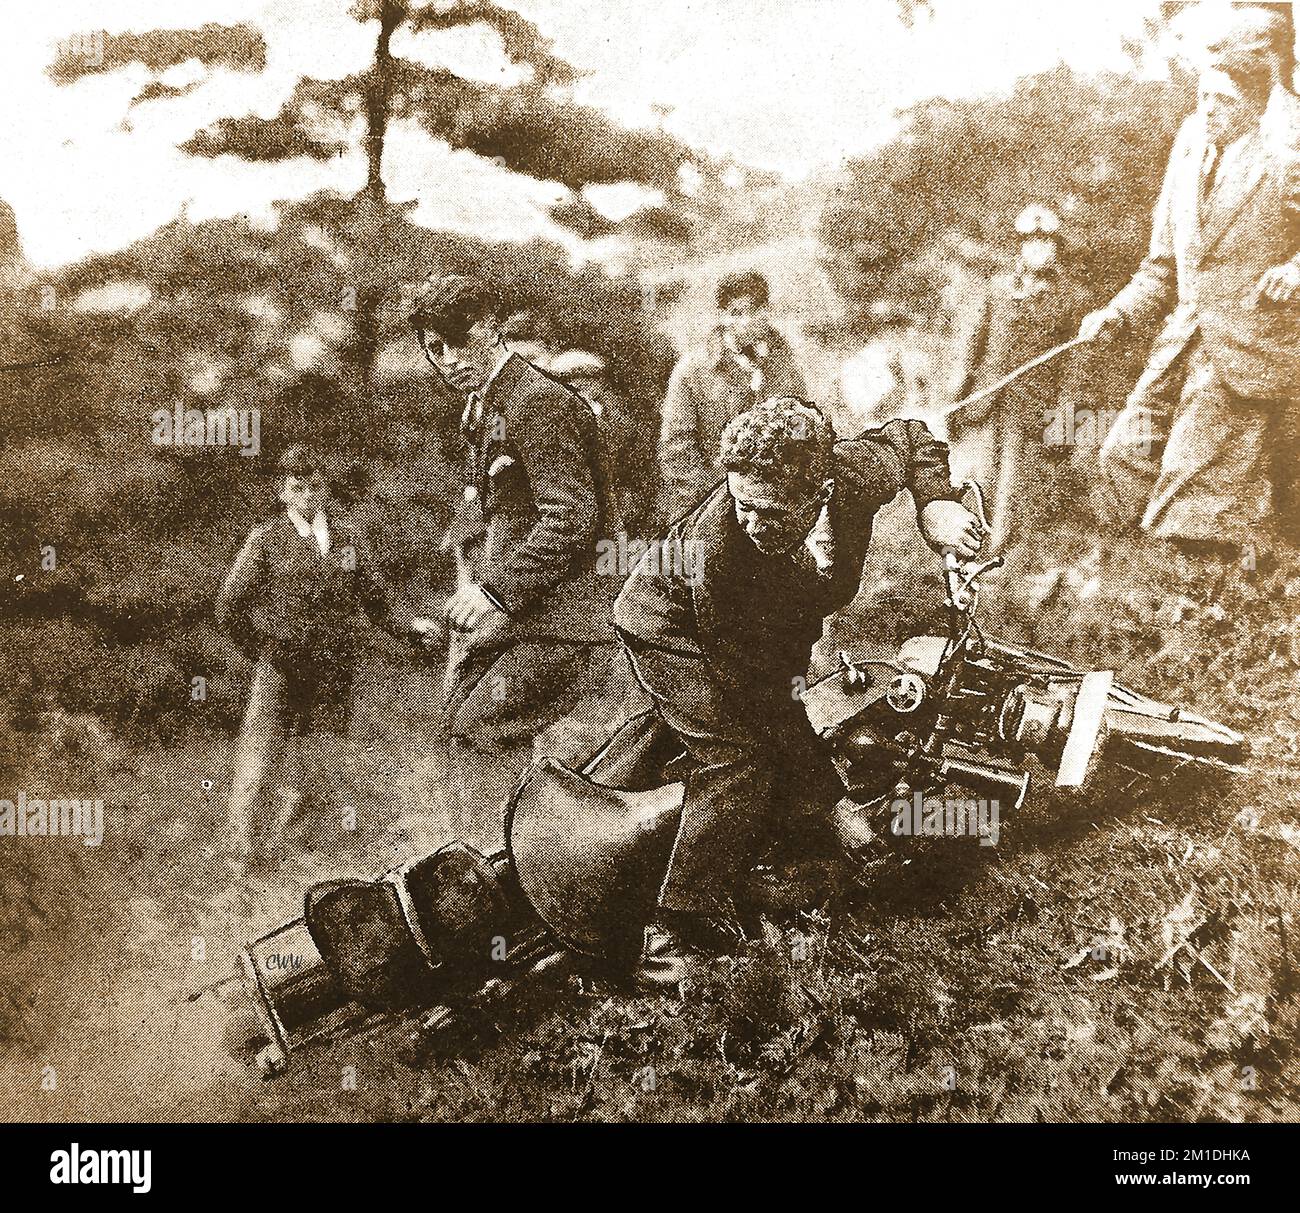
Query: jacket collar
708 324 785 372
1198 86 1295 262
480 351 532 412
281 507 332 556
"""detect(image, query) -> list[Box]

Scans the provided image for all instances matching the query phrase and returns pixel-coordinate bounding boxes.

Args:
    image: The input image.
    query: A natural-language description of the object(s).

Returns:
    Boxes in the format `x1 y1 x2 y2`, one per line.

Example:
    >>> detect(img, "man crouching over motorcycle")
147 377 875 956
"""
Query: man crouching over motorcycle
613 397 984 987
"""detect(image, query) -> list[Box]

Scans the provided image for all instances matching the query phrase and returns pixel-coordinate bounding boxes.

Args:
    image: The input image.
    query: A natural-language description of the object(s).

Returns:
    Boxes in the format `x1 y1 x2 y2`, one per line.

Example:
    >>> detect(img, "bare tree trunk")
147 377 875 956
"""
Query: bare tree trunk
349 1 403 410
364 2 401 203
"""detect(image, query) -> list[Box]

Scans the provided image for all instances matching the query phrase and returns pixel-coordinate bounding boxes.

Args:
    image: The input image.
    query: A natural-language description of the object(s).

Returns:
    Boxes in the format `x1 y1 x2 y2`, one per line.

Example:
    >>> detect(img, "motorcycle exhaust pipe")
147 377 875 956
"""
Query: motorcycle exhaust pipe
938 753 1030 811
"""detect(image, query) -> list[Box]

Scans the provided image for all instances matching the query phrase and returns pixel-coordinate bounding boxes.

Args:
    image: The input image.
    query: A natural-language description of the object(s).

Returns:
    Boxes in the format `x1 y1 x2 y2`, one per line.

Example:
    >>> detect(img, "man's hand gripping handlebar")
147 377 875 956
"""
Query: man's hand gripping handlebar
943 480 1002 613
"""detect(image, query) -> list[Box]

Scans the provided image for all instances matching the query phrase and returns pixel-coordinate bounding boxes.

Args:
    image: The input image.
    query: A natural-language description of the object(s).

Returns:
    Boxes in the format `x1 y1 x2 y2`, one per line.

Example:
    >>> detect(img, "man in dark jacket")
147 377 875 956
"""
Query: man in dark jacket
217 445 423 863
659 270 807 520
614 398 983 986
410 274 615 817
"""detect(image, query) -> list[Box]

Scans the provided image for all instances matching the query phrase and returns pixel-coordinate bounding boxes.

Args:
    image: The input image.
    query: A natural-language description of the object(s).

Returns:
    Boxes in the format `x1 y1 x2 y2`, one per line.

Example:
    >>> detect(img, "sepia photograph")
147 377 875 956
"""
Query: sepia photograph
1 0 1297 1177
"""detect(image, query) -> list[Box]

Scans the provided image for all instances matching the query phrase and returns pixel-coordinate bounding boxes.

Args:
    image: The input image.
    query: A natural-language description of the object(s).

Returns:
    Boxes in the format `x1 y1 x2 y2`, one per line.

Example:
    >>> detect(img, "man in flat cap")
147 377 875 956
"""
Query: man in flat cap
1080 3 1300 557
410 274 615 817
659 270 807 521
948 203 1092 551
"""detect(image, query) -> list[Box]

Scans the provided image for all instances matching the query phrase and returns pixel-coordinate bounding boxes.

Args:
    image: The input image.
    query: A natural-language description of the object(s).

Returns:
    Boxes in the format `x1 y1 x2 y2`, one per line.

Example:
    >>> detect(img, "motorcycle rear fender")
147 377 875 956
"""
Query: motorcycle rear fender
1055 670 1113 787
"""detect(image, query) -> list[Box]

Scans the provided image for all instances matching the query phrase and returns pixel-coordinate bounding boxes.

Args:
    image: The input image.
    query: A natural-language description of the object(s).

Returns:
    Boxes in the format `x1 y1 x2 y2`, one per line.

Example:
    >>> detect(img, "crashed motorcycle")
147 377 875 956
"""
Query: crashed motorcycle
212 483 1247 1078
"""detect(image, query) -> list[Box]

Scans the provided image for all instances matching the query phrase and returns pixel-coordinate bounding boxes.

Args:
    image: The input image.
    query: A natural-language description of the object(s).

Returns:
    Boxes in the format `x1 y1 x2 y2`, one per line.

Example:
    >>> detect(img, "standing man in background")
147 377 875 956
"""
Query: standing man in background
946 204 1091 552
658 270 807 520
1081 5 1300 559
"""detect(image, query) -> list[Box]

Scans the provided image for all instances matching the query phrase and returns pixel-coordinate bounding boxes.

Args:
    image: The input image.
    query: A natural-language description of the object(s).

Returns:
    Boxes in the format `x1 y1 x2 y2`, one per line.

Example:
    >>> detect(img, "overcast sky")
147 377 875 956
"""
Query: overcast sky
0 0 1167 268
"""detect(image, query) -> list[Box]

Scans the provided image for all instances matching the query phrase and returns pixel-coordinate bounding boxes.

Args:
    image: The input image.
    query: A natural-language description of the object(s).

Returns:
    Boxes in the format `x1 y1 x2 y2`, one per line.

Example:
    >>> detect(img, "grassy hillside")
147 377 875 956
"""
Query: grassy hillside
3 505 1297 1123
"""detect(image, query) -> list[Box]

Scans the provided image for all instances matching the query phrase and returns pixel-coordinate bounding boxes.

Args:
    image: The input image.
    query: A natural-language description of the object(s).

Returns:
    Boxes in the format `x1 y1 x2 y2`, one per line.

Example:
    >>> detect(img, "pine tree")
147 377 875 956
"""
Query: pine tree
50 3 703 396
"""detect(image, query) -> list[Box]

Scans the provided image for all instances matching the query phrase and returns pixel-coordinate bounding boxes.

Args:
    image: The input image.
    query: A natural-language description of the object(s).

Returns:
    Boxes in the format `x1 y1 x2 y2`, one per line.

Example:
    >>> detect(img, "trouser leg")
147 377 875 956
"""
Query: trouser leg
227 660 289 856
277 726 353 849
1142 345 1271 546
1097 350 1178 535
444 638 591 834
626 642 839 922
265 653 356 847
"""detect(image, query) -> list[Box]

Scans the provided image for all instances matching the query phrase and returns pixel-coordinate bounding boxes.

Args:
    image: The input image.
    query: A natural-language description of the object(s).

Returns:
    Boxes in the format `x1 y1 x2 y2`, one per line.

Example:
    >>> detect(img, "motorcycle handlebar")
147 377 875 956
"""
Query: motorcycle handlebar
942 479 1000 611
944 552 1003 611
961 479 993 534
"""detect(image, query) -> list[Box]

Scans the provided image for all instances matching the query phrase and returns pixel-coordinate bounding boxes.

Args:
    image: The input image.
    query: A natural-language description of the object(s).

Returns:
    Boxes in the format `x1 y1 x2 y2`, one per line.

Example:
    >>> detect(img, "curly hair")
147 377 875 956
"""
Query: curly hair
720 397 834 491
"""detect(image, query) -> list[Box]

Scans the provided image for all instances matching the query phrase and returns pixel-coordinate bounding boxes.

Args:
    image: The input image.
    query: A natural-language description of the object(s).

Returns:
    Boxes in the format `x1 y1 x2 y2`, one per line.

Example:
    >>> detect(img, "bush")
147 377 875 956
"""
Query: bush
820 65 1192 339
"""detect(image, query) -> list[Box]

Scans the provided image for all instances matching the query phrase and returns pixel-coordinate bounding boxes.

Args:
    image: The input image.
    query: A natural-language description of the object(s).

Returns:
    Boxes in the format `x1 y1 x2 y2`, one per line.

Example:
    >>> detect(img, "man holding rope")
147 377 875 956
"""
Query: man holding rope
1078 5 1300 558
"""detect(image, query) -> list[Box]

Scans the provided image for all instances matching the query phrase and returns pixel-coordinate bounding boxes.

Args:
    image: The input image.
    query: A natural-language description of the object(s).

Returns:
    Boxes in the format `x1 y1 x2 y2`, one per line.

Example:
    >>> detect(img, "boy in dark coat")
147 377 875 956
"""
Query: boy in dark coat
409 275 617 818
217 445 424 863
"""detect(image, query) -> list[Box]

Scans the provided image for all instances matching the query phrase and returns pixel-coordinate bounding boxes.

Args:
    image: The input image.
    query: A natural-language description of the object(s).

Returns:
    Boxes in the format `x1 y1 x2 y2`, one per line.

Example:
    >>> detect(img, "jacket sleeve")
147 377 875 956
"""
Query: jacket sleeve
851 417 959 517
658 355 707 508
1109 125 1183 329
611 522 704 658
482 388 598 616
215 527 264 636
819 421 956 614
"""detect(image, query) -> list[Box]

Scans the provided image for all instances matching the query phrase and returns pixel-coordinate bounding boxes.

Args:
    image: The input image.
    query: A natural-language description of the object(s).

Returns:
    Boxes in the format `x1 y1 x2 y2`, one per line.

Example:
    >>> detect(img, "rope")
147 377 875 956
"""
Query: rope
941 334 1089 418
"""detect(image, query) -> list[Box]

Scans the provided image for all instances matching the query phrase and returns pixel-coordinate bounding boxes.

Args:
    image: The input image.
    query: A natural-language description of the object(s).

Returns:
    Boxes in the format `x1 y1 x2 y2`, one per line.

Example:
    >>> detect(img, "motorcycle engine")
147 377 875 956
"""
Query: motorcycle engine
997 682 1073 762
828 708 917 799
